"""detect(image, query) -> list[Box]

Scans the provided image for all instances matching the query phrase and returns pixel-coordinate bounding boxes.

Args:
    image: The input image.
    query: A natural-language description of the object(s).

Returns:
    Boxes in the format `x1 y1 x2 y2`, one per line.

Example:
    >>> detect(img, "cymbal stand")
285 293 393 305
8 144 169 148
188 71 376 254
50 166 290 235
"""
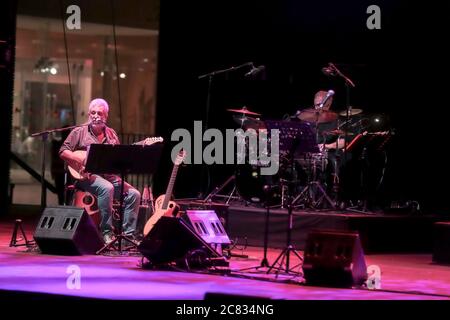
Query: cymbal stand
292 120 336 210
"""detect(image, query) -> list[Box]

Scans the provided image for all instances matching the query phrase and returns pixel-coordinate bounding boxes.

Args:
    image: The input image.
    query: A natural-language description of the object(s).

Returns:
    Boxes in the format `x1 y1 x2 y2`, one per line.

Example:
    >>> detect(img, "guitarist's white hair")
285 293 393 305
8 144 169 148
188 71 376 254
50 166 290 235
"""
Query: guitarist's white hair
89 98 109 114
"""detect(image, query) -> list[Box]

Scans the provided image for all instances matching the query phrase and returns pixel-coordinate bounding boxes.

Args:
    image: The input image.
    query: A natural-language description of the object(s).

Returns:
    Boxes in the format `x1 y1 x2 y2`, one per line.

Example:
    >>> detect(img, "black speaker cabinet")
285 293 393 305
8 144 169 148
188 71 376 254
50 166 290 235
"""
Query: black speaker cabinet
34 206 104 255
433 222 450 264
303 230 368 288
138 216 223 266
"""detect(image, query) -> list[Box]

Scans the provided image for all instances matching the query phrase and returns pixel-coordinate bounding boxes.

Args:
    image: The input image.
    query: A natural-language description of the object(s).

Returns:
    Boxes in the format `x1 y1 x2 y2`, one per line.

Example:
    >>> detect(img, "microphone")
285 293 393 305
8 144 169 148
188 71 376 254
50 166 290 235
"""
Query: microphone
245 65 265 77
322 62 337 76
318 90 335 109
322 66 336 76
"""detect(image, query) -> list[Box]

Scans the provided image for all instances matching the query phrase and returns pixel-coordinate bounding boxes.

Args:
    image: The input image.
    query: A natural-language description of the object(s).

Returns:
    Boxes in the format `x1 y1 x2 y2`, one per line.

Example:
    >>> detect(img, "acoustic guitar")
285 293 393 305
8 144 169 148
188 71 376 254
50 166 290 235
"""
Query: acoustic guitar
143 150 186 236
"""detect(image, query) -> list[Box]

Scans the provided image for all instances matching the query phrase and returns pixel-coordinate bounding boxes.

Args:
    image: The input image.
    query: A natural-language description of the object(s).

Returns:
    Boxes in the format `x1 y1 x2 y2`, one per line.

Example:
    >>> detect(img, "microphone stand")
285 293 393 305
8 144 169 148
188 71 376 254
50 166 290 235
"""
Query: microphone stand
328 63 355 163
197 62 254 196
31 123 89 210
327 63 357 210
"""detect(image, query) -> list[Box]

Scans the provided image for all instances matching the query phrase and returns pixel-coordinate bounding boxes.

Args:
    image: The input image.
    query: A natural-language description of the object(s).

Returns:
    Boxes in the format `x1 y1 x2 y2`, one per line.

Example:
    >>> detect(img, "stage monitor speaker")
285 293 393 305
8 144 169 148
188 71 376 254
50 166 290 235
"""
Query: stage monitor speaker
433 222 450 264
138 216 225 267
34 206 104 255
303 230 368 288
184 210 231 245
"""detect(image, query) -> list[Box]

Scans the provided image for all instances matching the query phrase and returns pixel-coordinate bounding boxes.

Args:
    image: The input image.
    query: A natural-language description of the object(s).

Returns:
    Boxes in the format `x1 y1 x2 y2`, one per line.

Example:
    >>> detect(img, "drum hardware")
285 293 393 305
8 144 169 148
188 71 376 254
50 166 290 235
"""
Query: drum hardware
204 108 268 205
339 107 363 117
203 175 242 205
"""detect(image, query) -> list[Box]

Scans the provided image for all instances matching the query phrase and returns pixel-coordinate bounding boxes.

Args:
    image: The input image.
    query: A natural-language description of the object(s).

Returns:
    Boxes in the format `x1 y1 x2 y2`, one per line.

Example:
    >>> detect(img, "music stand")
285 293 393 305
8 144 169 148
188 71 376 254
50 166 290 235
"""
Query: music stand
344 132 392 213
85 143 163 254
262 120 319 277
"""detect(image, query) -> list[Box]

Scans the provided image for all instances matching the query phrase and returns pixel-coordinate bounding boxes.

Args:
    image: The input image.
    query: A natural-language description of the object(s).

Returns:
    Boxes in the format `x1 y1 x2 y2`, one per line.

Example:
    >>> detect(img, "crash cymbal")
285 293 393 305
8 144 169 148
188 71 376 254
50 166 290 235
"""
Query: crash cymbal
298 108 338 123
339 108 363 116
227 106 261 116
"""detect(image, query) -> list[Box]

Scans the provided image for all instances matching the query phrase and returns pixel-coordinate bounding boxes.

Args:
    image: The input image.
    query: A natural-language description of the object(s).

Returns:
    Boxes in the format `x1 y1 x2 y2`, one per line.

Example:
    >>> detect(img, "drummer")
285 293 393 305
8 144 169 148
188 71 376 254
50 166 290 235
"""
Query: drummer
311 90 345 151
295 90 356 198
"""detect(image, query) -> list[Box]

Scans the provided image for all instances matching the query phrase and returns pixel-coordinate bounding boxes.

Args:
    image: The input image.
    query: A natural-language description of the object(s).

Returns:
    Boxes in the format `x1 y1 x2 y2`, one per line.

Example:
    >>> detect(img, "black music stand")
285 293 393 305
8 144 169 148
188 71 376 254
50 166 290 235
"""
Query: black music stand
263 120 319 277
344 132 392 213
85 143 163 254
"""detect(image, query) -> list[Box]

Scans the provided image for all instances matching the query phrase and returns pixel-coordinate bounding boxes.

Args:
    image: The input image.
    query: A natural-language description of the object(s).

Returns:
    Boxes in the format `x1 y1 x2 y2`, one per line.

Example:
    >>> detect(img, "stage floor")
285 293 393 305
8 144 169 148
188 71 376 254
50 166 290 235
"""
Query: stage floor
1 219 450 300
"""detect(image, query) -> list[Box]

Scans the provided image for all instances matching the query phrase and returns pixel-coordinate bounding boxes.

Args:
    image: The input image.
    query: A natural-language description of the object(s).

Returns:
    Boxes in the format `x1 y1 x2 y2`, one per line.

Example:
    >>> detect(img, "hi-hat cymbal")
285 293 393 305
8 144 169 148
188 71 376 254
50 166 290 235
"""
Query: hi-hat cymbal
227 106 261 116
339 108 363 116
233 115 266 130
298 108 338 123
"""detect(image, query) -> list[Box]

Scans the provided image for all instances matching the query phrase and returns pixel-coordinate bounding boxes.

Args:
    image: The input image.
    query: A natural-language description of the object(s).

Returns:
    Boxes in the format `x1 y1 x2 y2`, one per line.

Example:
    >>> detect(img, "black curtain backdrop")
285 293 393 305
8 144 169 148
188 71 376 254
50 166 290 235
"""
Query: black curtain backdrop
159 1 447 213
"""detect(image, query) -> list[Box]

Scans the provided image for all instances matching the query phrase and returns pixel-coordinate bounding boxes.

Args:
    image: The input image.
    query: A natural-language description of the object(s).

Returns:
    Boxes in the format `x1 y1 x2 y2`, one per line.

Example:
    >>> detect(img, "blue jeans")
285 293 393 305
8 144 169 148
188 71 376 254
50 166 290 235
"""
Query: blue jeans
76 175 140 236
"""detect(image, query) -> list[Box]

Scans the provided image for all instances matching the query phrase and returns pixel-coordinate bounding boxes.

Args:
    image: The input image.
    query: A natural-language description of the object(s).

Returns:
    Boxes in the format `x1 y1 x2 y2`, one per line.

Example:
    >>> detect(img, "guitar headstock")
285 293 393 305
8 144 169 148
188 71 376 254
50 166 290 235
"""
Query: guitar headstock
143 136 164 145
174 149 187 165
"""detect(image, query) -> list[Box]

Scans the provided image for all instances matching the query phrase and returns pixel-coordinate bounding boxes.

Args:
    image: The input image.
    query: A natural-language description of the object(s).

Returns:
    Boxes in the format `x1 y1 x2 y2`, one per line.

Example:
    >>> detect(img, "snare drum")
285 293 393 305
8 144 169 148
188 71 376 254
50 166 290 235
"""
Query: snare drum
296 150 328 181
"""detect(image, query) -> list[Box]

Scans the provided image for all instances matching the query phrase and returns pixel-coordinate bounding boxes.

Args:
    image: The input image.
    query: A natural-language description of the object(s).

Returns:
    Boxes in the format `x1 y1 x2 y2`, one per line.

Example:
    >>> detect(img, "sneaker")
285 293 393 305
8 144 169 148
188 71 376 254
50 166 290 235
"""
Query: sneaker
103 232 114 244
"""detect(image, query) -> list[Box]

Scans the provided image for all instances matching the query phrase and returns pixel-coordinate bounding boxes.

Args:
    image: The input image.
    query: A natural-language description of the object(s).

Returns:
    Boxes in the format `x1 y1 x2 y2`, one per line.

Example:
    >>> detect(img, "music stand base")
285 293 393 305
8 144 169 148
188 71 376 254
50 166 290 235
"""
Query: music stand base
266 245 303 276
96 233 138 255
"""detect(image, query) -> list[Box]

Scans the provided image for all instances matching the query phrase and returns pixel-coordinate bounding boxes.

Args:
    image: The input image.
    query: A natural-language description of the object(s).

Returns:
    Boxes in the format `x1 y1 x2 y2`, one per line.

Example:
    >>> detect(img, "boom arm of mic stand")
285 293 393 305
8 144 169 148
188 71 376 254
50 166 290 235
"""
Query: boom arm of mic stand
329 63 355 88
198 62 254 79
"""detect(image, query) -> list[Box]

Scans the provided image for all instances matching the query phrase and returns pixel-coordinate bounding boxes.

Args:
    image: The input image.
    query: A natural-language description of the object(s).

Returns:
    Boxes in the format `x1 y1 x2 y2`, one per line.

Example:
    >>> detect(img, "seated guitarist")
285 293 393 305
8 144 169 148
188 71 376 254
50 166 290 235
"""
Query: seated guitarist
59 98 141 245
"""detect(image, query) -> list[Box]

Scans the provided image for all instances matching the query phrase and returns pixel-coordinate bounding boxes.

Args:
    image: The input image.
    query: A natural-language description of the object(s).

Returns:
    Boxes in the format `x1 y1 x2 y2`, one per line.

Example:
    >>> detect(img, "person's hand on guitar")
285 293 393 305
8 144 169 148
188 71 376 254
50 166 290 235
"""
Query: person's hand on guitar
62 149 91 180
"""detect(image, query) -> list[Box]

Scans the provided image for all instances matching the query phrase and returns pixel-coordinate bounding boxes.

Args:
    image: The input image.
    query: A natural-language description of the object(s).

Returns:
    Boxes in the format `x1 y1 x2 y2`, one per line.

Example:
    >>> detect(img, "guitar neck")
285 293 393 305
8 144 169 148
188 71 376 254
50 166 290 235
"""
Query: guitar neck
161 164 180 210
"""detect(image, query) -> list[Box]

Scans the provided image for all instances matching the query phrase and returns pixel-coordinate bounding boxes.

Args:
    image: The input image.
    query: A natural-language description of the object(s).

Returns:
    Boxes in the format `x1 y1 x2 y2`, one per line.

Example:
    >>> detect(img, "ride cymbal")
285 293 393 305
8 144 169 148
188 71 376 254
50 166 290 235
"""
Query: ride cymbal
298 108 338 123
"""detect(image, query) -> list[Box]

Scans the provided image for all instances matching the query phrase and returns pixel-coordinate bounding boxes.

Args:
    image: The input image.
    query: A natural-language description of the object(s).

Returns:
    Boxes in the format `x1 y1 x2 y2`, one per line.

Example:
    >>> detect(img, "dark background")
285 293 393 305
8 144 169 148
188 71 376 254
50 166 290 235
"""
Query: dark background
154 0 450 214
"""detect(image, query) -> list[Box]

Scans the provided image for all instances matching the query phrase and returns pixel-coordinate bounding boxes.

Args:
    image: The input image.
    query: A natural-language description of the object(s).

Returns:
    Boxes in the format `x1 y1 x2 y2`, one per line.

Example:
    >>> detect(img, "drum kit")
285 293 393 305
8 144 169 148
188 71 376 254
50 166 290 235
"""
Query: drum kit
207 103 367 210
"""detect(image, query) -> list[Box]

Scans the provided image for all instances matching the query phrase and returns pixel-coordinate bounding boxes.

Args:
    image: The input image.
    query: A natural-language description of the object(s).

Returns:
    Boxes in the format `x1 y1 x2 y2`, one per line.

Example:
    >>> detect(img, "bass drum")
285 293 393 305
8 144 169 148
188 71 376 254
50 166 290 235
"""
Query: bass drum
235 164 280 205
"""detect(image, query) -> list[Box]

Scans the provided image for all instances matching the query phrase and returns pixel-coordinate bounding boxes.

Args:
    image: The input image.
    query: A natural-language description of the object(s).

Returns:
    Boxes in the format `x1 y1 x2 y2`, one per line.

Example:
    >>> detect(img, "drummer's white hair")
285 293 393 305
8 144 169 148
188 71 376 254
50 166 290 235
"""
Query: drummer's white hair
89 98 109 114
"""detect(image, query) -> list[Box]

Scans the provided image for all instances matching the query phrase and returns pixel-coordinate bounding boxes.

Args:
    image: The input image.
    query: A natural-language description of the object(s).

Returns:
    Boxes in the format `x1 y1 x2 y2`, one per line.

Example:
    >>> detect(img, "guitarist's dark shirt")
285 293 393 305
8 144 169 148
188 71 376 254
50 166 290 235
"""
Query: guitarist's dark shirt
59 125 121 181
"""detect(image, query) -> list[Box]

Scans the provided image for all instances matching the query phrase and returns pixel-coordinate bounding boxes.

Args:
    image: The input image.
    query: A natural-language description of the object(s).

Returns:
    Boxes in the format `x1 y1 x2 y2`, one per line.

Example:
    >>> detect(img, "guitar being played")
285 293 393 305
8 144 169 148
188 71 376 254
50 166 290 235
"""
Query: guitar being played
59 98 163 244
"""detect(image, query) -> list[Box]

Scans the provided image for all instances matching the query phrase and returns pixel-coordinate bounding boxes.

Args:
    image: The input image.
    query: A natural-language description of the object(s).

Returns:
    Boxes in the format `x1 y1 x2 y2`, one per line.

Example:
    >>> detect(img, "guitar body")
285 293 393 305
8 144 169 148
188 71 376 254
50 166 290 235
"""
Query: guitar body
143 195 179 236
67 150 88 180
73 190 101 227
